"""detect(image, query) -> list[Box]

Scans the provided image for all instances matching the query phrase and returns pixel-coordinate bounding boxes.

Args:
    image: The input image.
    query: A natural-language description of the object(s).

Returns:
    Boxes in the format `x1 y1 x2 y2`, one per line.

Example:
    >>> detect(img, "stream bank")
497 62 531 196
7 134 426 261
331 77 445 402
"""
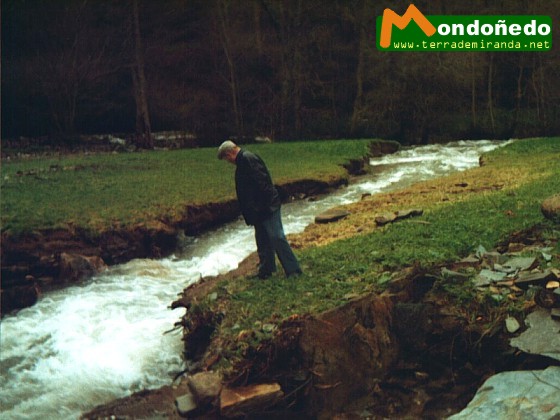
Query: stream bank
5 138 557 418
83 222 559 419
1 177 350 315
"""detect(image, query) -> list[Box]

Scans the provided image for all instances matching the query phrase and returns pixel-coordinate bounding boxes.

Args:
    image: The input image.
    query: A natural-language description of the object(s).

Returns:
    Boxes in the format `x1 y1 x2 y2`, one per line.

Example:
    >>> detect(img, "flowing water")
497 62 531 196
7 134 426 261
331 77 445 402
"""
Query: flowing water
0 140 510 419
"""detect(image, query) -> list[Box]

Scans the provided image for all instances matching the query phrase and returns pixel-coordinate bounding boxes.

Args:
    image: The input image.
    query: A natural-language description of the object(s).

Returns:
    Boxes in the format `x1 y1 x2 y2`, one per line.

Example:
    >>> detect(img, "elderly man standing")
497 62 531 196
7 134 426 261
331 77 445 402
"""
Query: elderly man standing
218 140 303 279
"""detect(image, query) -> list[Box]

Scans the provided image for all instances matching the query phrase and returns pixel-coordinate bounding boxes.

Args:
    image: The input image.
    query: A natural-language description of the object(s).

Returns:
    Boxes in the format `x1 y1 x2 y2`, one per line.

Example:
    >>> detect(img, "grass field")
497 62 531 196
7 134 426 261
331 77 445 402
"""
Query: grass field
1 139 374 233
185 137 560 371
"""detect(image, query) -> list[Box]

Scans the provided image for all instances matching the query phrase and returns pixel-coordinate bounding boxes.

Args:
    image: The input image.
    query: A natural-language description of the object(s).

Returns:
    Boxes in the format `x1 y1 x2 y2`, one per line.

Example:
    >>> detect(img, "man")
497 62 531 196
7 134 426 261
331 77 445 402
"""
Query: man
218 140 302 279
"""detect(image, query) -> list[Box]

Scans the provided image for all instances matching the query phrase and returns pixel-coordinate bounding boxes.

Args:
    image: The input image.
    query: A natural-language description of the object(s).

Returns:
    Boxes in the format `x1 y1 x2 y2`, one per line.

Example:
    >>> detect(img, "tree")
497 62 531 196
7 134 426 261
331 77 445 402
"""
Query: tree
26 1 112 141
350 0 374 135
2 0 560 143
130 0 153 149
260 0 308 139
216 0 244 136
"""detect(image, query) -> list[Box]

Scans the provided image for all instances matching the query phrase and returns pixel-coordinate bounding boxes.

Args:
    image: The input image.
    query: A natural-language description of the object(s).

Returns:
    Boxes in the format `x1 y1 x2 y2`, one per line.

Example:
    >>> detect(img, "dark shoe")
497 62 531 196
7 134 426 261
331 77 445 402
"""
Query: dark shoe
287 270 303 278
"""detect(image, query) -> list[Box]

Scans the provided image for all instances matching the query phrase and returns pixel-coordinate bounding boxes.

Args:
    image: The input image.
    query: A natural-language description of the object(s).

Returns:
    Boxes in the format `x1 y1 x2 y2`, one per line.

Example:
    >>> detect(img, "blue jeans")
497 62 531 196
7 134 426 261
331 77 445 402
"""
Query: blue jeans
254 208 302 277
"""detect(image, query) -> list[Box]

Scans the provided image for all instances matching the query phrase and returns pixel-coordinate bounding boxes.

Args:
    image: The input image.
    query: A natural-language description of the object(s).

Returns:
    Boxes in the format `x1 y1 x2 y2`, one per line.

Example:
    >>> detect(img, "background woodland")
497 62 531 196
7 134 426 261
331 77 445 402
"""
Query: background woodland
2 0 559 147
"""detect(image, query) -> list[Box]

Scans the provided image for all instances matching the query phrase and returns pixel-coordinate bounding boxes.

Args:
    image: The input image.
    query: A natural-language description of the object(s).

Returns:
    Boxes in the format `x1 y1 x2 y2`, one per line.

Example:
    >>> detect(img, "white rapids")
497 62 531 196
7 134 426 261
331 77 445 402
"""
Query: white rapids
0 139 510 419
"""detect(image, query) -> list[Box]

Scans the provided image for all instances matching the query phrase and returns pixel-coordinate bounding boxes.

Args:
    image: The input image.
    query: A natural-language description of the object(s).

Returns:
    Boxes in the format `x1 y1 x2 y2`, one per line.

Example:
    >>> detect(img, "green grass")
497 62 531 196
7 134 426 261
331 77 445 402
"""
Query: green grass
1 139 374 233
198 138 559 369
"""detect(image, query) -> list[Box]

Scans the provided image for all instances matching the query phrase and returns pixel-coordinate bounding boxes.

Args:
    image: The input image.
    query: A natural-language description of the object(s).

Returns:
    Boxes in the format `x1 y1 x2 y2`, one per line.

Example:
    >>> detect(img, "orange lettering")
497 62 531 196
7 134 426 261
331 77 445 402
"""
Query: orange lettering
380 4 436 48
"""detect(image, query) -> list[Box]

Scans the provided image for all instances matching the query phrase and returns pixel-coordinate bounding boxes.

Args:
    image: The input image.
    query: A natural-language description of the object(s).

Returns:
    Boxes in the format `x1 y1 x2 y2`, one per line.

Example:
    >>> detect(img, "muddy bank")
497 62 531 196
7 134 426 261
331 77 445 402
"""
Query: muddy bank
1 177 350 315
1 139 399 315
83 223 559 419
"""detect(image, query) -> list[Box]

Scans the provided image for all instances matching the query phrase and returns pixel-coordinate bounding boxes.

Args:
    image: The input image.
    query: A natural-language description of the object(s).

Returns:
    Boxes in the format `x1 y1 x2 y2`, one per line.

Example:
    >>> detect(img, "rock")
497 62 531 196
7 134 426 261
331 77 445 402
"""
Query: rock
541 194 560 223
505 316 521 334
474 269 507 287
374 212 397 226
502 256 538 272
449 366 560 419
547 281 560 289
541 249 553 262
58 252 107 283
187 371 222 407
395 208 423 220
493 263 517 274
480 251 508 267
176 393 197 416
515 270 556 288
0 283 40 314
315 209 350 224
441 268 470 282
220 383 283 418
510 308 560 361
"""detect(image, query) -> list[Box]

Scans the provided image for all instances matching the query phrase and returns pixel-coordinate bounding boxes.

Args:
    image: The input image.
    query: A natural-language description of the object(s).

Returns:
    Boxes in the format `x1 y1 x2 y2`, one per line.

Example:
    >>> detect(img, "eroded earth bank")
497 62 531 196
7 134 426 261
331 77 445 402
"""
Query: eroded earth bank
82 169 560 418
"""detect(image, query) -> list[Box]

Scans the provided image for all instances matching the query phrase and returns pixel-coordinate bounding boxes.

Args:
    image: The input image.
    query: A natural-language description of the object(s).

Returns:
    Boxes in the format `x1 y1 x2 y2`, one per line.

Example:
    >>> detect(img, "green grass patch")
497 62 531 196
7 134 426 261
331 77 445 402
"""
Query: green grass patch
204 138 559 368
1 139 374 233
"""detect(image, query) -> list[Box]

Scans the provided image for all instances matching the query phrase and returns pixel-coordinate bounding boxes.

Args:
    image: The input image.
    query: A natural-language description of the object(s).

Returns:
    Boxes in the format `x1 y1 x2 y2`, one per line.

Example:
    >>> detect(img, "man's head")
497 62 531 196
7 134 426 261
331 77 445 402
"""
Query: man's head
217 140 240 164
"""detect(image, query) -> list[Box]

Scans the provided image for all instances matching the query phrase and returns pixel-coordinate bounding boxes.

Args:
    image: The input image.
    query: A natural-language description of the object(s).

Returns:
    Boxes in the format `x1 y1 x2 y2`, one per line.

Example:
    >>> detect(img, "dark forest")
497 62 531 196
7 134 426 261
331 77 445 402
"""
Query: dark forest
2 0 559 147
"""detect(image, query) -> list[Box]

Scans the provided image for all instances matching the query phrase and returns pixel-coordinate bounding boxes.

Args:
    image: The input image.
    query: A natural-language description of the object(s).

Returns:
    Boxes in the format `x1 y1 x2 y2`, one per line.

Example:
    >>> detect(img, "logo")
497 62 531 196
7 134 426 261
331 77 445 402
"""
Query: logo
379 4 436 48
377 4 552 51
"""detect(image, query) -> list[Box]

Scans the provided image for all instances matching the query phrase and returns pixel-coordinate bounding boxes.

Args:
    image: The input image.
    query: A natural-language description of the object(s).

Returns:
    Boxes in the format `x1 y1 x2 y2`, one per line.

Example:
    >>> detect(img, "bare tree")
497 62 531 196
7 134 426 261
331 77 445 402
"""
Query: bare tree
260 0 306 138
216 0 244 136
131 0 153 149
350 0 373 135
31 1 110 141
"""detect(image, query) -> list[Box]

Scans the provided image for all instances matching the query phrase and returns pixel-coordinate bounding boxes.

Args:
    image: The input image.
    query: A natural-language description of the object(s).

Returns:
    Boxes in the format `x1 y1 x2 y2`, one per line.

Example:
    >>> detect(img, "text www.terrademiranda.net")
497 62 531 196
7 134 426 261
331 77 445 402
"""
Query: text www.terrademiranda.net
392 40 551 50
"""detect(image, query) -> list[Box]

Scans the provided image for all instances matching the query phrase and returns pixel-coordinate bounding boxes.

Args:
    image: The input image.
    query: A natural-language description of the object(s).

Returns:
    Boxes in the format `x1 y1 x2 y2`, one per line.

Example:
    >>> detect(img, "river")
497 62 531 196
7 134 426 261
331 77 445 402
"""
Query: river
0 140 510 419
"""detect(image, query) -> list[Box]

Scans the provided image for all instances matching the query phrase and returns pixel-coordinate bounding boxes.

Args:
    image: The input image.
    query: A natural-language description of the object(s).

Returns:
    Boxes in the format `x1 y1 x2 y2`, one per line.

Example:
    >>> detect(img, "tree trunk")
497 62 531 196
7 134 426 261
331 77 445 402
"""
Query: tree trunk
253 1 263 55
217 0 243 137
292 0 303 137
350 0 369 135
260 0 303 139
131 0 153 149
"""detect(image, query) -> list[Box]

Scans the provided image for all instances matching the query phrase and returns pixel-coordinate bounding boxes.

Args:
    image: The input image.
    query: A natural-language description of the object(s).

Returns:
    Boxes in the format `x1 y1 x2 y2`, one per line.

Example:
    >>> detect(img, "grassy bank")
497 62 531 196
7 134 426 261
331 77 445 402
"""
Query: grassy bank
1 139 374 234
186 137 559 371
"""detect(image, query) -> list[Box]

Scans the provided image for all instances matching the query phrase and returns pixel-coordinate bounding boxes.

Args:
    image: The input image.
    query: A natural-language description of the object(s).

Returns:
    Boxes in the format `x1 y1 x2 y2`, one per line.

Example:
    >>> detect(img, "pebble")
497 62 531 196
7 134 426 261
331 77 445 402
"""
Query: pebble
176 393 197 416
505 316 521 334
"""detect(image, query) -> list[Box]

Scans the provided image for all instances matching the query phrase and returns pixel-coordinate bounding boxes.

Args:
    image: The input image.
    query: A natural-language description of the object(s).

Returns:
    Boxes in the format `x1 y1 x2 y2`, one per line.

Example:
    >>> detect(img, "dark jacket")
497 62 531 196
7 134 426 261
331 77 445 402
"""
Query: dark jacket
235 149 280 225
